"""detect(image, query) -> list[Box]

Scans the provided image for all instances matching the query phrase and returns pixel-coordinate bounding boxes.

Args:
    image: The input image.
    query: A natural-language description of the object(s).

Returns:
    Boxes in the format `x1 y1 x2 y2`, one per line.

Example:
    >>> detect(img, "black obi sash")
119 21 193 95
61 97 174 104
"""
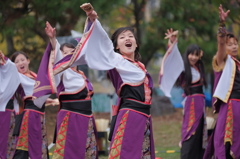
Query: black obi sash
120 98 151 116
61 100 92 116
59 88 92 115
188 85 203 95
230 66 240 99
25 99 45 113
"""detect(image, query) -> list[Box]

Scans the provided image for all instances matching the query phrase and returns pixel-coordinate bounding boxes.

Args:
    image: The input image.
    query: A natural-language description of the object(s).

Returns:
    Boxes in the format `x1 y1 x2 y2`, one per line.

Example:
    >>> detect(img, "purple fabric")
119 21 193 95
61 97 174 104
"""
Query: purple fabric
181 95 205 143
110 109 155 158
56 110 97 158
146 72 153 88
57 81 65 96
16 85 25 99
204 69 240 158
33 43 54 98
53 54 72 69
149 117 155 157
0 110 12 159
86 19 93 32
86 78 93 91
203 128 215 159
208 100 240 159
75 38 81 43
211 71 223 113
107 68 123 92
108 67 153 92
27 111 45 159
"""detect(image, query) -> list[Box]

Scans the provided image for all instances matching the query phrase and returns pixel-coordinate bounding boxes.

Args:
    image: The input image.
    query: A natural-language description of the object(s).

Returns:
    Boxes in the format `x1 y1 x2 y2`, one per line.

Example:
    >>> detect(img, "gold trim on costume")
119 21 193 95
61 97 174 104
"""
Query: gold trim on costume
213 56 236 103
109 111 129 158
212 55 225 72
33 85 52 93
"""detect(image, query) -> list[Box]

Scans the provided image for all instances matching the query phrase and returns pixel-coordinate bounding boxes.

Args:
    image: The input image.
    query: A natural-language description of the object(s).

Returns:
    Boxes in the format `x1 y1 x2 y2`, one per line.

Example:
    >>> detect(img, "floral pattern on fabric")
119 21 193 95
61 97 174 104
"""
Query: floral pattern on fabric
85 118 97 159
141 118 151 159
7 111 16 159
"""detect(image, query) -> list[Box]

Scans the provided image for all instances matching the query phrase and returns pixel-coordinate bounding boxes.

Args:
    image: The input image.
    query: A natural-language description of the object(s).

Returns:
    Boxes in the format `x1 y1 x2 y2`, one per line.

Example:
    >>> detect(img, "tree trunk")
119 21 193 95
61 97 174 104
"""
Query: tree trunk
6 35 15 56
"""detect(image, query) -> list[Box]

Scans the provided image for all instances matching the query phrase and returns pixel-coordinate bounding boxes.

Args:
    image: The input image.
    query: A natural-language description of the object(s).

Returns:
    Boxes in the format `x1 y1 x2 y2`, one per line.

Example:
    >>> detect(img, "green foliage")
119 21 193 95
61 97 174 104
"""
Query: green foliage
0 0 239 72
0 0 123 71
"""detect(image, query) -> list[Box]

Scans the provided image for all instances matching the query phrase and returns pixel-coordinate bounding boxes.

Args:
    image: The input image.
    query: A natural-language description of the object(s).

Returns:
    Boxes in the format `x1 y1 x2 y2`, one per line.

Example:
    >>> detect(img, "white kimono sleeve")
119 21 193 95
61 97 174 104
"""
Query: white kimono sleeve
73 20 119 70
54 40 64 64
159 42 184 97
0 59 20 111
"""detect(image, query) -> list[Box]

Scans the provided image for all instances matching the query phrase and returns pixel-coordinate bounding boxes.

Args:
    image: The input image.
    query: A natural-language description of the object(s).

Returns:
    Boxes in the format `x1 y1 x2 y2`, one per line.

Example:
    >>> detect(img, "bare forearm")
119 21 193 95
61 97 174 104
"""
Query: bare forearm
216 20 227 66
49 37 56 50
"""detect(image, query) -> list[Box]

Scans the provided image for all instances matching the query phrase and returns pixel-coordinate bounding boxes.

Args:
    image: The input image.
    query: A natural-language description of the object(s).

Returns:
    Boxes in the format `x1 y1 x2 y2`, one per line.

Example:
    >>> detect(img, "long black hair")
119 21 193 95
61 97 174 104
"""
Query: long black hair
111 27 141 61
176 44 207 93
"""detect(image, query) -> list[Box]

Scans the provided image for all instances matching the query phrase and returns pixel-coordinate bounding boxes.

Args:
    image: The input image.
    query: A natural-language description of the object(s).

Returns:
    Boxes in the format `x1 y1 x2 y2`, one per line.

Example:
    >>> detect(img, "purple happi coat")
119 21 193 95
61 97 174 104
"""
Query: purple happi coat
204 55 240 159
34 40 98 158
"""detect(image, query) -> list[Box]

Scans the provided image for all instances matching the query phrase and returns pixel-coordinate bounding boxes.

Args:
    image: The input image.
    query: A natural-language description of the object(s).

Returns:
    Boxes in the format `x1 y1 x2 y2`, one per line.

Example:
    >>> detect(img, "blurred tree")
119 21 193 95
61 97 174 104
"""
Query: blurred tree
105 0 240 72
0 0 239 72
0 0 123 71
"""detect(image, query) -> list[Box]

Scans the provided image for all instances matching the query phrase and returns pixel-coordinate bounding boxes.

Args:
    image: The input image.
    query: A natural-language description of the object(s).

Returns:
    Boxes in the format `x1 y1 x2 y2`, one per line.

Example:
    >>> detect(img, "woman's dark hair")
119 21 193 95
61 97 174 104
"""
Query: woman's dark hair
60 43 75 51
10 51 29 62
226 33 238 43
176 44 207 93
111 27 141 61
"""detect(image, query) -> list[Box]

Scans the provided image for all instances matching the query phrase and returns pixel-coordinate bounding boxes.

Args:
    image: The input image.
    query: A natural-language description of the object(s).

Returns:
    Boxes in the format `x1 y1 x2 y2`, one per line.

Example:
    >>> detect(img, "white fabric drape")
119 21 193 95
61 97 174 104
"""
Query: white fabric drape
159 43 184 97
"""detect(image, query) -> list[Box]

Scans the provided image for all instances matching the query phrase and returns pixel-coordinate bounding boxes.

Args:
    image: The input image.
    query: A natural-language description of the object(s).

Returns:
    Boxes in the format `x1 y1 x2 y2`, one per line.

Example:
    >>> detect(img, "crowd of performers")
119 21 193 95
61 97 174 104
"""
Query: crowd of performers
0 3 239 159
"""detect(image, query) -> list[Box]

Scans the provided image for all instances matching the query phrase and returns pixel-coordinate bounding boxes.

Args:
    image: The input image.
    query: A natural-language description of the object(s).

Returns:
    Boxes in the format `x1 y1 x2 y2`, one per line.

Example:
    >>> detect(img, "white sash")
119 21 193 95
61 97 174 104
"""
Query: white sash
213 55 235 103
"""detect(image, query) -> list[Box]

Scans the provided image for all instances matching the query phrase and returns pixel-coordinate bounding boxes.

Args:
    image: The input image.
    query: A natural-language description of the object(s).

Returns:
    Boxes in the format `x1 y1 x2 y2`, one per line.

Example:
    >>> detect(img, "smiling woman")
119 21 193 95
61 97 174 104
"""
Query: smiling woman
159 28 208 159
10 51 30 74
55 3 156 158
111 26 141 62
0 50 57 159
9 51 50 159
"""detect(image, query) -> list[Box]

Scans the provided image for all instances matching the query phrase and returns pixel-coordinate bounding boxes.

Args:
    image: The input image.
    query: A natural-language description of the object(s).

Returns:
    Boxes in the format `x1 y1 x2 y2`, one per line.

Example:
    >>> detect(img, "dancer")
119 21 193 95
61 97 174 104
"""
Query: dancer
1 50 56 159
204 4 240 159
33 21 98 158
53 3 155 158
160 29 207 159
0 51 20 159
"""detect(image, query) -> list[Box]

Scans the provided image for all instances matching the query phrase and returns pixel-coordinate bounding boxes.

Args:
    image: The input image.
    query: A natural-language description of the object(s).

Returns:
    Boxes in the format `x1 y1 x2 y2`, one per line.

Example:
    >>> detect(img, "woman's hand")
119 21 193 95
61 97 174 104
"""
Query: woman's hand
219 4 230 23
0 50 6 65
80 3 98 22
45 21 56 39
164 28 178 44
87 10 98 22
45 98 59 106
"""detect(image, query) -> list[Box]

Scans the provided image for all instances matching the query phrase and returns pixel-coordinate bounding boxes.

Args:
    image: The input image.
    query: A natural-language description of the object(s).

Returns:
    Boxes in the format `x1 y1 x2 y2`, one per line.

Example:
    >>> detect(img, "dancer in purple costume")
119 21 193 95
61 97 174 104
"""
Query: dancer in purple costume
0 51 56 159
77 3 155 158
164 29 208 159
204 5 240 159
41 21 98 159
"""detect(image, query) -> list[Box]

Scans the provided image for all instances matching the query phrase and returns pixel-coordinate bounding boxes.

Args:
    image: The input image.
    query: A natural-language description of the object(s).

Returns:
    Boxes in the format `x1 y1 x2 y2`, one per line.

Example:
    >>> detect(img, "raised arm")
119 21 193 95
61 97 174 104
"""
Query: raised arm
164 28 178 47
0 51 21 111
45 21 57 50
0 50 6 65
80 3 98 22
216 4 230 67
